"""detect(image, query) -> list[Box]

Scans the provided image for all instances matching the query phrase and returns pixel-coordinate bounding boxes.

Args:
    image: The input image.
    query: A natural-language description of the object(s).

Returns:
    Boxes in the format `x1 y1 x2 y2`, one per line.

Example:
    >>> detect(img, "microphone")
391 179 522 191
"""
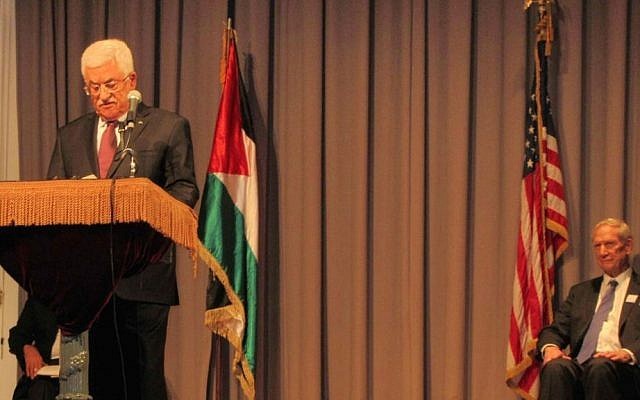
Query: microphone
125 90 142 128
120 90 141 177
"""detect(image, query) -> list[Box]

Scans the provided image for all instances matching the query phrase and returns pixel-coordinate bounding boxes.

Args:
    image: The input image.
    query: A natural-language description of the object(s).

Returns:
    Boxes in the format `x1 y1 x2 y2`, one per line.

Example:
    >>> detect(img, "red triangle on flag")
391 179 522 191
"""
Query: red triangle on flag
208 37 249 176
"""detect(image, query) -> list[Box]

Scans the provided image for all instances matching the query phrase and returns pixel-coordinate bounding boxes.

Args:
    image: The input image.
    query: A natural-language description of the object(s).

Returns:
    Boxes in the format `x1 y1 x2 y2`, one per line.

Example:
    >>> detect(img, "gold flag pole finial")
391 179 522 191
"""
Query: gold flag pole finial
526 0 554 56
219 18 234 85
524 0 552 11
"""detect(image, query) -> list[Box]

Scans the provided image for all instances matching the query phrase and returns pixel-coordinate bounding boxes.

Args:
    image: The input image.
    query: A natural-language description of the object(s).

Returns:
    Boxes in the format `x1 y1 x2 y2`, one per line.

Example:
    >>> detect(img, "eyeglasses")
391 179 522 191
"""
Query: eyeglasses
83 75 131 96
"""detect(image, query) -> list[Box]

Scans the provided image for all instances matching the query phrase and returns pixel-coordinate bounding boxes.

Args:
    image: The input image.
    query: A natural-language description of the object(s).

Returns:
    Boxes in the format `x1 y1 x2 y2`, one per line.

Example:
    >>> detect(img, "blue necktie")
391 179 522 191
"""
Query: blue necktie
576 279 618 364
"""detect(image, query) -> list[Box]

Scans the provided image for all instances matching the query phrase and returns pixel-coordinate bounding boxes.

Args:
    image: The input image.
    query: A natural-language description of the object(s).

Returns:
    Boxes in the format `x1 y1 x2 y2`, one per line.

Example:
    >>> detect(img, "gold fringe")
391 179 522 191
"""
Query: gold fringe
0 178 199 270
198 242 255 400
505 338 540 400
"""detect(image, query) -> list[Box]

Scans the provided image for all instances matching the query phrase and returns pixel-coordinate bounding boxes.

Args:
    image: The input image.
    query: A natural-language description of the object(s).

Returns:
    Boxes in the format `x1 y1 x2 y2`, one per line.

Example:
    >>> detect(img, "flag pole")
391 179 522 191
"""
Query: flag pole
210 17 234 400
532 1 555 324
507 3 568 397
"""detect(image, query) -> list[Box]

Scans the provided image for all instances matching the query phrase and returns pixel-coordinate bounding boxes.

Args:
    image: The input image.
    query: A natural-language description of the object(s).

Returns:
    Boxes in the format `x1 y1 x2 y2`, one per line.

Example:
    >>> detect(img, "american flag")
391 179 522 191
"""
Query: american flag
506 40 569 399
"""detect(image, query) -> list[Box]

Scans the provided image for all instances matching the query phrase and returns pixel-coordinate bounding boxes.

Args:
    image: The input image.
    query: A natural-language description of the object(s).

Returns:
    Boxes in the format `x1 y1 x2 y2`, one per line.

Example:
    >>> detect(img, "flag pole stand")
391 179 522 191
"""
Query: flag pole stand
56 331 92 400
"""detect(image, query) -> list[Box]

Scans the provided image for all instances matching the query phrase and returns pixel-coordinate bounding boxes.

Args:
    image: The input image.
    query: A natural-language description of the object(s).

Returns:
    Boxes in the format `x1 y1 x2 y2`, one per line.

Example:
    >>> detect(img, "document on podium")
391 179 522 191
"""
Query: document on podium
36 329 60 377
36 364 60 378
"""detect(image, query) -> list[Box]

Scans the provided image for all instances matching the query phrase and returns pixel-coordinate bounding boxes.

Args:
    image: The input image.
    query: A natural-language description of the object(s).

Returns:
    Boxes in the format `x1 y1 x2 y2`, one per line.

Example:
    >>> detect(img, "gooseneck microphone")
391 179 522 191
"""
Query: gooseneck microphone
125 90 142 128
118 89 142 177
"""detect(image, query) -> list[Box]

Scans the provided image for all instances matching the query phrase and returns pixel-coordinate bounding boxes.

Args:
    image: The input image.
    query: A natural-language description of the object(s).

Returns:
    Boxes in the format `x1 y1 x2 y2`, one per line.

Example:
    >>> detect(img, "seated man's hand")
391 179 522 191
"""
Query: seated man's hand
594 349 633 364
23 344 44 379
543 345 571 365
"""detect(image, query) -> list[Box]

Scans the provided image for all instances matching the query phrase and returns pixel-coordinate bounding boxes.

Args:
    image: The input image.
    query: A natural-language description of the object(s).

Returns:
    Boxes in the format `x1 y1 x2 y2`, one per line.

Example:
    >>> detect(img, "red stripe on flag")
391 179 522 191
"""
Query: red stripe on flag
545 148 560 165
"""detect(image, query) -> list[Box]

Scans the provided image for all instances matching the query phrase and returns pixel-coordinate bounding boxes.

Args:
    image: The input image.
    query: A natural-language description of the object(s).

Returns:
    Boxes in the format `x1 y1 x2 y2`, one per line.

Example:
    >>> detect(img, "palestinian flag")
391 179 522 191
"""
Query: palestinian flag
197 28 257 400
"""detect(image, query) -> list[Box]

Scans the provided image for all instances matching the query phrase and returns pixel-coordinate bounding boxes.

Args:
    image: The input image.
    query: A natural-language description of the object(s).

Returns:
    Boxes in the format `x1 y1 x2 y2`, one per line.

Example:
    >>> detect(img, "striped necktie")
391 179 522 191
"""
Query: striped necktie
576 279 618 364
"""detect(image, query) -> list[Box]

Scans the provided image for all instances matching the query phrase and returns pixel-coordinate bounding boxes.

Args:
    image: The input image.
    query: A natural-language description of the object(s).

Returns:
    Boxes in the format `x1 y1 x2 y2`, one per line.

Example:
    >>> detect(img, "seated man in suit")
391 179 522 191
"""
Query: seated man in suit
9 298 59 400
537 218 640 399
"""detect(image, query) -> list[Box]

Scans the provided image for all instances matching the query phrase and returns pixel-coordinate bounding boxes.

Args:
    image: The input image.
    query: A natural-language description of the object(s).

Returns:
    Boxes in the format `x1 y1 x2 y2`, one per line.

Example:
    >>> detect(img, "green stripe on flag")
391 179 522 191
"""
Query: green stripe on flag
198 173 257 370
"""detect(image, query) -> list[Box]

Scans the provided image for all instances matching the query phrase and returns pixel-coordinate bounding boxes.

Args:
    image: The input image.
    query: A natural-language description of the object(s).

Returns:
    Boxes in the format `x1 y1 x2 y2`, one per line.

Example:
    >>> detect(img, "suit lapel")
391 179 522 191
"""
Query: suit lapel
129 102 151 143
107 104 150 177
80 115 100 177
579 278 602 338
619 270 640 330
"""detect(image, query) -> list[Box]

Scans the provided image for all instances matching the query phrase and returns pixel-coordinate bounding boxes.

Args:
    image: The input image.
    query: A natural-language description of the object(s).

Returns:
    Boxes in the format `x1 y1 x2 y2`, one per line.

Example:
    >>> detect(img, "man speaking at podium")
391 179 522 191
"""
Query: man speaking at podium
47 39 199 400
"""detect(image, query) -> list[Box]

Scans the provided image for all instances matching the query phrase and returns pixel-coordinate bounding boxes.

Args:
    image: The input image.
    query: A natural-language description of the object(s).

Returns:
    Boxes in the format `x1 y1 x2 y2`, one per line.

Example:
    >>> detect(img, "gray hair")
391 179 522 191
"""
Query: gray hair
592 218 632 242
81 39 134 78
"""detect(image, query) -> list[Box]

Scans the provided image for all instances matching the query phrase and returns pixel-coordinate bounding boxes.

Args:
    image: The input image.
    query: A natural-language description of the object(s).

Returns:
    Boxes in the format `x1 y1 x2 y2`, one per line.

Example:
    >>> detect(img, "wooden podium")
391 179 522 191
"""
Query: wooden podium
0 178 200 399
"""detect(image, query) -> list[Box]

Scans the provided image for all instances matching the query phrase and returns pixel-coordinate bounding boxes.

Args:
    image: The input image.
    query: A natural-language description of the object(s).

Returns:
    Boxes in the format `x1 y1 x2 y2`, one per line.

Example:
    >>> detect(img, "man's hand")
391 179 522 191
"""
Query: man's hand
594 349 633 363
543 345 571 365
23 344 44 379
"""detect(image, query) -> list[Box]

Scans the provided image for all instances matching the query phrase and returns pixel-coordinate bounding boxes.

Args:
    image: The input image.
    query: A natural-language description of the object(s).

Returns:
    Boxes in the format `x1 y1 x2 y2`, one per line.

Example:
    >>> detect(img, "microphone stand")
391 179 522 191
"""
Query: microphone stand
116 123 137 178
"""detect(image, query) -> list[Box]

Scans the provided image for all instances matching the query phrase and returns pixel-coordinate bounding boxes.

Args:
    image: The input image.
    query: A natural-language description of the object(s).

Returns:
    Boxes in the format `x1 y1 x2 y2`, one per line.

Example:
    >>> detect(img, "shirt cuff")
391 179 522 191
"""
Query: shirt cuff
540 344 560 358
621 348 637 365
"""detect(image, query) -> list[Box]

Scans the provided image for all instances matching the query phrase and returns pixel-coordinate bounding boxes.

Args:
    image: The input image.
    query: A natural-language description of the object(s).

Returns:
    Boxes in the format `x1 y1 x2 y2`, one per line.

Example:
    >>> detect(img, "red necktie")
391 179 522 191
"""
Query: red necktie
98 121 117 178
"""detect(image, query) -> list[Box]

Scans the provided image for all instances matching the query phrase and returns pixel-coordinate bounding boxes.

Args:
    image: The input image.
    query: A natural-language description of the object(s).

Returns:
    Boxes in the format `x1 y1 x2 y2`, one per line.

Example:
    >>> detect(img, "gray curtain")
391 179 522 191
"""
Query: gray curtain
14 1 640 399
0 0 21 397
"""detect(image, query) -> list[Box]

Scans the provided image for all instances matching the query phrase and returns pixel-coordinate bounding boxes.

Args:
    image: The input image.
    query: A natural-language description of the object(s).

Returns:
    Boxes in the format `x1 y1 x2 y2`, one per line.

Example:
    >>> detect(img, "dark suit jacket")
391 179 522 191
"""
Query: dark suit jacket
538 269 640 360
9 298 58 372
47 103 199 305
